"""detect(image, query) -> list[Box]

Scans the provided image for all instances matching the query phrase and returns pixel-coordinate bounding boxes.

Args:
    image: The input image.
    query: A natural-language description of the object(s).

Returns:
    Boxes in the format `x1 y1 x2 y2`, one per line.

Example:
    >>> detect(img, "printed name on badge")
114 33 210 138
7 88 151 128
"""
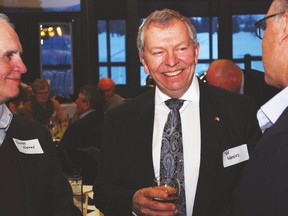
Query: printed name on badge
223 144 249 168
13 138 44 154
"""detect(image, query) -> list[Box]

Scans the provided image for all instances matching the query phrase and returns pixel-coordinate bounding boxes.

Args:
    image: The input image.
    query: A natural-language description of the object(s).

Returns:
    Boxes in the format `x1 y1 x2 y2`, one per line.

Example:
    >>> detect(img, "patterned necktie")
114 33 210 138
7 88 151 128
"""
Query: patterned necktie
160 98 186 215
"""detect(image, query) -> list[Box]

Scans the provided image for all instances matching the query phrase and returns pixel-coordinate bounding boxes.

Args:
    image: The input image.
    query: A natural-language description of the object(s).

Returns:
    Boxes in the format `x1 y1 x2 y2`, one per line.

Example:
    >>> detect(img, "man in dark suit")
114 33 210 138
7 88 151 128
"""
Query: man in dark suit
93 9 261 216
233 1 288 215
0 13 81 216
206 59 280 106
60 85 105 184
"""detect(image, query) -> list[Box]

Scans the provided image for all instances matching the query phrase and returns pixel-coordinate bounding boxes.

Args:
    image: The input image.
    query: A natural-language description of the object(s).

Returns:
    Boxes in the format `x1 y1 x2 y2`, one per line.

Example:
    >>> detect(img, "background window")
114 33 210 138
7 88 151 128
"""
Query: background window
40 22 73 97
232 14 265 72
98 20 126 84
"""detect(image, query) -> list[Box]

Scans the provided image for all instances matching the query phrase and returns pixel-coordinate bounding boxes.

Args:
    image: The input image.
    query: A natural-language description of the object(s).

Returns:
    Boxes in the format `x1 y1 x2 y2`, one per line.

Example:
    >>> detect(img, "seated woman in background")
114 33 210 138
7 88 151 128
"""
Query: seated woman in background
18 78 67 129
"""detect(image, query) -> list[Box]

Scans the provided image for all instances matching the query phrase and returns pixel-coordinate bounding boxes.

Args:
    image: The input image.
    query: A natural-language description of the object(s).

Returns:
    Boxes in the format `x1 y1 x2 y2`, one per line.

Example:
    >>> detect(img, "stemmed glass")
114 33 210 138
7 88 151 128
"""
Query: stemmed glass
152 176 180 204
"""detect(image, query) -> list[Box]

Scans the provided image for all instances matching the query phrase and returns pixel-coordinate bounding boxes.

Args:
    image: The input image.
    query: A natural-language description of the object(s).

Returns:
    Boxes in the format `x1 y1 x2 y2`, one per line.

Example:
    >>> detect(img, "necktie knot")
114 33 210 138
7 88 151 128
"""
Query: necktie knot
165 99 184 110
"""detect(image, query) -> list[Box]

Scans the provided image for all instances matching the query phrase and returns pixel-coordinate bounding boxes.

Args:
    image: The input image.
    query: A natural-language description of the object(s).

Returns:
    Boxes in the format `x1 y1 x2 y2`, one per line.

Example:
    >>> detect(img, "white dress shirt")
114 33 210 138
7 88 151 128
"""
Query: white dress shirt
152 75 201 216
257 86 288 133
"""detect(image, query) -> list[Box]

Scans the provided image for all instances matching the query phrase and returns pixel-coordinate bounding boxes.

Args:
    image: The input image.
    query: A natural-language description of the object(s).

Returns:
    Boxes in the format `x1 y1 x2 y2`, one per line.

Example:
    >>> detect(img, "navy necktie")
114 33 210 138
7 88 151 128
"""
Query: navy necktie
160 98 186 215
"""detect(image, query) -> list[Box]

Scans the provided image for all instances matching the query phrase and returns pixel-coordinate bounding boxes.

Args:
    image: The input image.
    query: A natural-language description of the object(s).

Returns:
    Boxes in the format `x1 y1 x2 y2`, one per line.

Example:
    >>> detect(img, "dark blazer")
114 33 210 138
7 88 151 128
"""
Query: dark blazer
0 115 81 216
233 106 288 216
93 80 261 216
59 109 104 184
243 69 280 106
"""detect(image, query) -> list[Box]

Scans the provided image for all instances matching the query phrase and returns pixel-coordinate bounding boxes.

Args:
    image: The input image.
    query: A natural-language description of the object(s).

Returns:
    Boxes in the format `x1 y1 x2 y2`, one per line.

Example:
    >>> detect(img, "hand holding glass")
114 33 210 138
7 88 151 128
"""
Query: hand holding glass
152 176 180 204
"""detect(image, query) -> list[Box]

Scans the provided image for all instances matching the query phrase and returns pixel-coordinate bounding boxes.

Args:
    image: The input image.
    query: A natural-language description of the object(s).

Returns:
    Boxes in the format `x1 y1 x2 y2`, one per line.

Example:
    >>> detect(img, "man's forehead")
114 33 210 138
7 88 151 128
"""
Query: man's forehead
0 21 22 53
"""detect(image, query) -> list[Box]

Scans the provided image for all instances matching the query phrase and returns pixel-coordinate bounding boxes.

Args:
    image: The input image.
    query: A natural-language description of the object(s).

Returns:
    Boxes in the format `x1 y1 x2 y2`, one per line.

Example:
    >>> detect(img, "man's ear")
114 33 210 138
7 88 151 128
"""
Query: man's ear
279 12 288 44
139 54 150 74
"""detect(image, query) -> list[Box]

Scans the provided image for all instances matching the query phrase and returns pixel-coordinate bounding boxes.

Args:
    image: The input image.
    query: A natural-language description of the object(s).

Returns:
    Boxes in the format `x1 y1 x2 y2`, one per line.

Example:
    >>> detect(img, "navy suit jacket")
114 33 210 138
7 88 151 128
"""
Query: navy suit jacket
0 115 81 216
233 106 288 216
94 80 261 216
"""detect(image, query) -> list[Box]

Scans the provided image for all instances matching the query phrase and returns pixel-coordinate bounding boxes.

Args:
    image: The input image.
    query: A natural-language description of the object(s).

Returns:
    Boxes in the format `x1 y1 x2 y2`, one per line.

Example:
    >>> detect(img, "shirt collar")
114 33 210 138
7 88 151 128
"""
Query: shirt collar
0 104 13 131
257 86 288 132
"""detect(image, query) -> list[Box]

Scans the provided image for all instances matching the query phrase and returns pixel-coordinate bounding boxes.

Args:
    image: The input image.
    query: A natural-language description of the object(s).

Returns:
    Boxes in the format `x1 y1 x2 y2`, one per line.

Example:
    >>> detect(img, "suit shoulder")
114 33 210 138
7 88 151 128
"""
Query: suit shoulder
11 114 50 136
107 89 154 114
201 81 257 104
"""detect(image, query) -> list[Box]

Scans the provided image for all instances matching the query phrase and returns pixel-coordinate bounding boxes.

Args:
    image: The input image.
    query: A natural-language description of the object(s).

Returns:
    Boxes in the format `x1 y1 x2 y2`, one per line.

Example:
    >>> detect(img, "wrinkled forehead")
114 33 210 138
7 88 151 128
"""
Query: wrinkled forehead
0 20 22 52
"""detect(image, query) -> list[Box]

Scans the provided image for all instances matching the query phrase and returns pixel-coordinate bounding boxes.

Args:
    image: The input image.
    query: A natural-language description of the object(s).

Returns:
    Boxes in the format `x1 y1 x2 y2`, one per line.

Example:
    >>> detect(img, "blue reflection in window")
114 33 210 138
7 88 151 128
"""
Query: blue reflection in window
99 66 108 79
111 66 126 85
110 20 126 62
232 14 264 71
98 21 108 62
41 36 71 65
190 17 218 59
42 69 72 97
140 66 147 86
40 23 73 97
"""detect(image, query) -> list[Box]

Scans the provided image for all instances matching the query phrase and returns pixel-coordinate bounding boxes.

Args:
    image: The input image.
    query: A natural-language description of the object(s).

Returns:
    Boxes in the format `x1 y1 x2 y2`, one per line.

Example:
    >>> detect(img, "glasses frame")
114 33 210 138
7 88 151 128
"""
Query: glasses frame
255 12 285 39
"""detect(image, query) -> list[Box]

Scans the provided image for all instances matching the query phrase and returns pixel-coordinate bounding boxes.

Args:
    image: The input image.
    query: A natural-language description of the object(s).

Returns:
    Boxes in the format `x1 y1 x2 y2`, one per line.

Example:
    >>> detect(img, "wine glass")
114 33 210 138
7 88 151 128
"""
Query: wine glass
152 176 180 204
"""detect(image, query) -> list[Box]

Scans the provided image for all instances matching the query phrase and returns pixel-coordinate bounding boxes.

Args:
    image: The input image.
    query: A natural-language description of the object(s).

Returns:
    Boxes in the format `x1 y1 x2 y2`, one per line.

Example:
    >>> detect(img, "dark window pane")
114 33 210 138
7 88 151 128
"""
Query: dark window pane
98 20 108 63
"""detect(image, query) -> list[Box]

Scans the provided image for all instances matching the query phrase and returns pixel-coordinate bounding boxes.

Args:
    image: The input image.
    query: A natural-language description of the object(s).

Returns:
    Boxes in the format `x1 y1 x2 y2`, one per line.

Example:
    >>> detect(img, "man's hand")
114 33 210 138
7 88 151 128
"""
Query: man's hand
132 187 179 216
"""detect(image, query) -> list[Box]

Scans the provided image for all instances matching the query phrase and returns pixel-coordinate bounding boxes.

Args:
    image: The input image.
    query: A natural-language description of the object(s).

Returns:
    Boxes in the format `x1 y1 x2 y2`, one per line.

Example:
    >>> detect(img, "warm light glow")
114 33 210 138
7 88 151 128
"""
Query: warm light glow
56 27 62 36
48 31 55 37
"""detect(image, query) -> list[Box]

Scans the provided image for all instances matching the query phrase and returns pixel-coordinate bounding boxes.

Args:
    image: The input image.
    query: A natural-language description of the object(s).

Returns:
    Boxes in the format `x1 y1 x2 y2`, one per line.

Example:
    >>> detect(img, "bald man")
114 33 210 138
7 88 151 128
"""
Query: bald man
206 59 279 106
206 59 243 93
98 77 124 112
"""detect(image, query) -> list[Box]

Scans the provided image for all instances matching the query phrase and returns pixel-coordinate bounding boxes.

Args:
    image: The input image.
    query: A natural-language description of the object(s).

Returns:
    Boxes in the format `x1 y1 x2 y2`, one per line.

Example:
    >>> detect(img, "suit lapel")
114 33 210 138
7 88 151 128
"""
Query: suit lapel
132 90 156 184
6 117 35 216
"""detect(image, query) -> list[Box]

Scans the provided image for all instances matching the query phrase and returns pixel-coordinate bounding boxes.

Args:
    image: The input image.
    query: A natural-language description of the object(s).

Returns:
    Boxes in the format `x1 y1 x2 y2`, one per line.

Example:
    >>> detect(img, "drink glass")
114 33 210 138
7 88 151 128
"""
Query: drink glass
152 176 180 204
73 193 88 216
67 172 83 195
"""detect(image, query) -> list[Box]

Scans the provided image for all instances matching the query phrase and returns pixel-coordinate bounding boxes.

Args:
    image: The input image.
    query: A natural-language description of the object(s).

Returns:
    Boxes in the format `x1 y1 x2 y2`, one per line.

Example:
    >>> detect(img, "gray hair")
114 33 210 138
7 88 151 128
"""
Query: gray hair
273 0 288 12
137 8 198 56
0 13 14 28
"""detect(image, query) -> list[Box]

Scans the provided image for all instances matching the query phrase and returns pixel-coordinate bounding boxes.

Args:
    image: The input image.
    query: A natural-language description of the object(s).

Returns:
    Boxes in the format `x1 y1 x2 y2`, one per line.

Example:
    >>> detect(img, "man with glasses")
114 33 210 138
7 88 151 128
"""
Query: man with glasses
233 1 288 215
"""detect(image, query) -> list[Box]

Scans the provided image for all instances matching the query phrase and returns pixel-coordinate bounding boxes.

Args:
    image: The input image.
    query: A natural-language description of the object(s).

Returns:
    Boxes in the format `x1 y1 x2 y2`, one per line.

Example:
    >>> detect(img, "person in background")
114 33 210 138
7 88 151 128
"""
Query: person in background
206 59 280 106
233 1 288 215
0 13 81 216
206 59 243 93
59 85 105 184
97 77 124 112
18 78 67 127
93 8 261 216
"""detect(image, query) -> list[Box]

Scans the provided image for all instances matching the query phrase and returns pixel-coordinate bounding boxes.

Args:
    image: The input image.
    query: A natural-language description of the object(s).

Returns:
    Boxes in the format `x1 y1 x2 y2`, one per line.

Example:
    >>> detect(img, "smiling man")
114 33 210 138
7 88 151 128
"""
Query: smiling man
0 13 81 216
93 9 261 216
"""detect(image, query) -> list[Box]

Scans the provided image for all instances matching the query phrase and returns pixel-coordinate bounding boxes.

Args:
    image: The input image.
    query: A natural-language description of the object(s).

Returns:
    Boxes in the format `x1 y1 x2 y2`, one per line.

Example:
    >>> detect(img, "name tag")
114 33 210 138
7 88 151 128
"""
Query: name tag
13 138 44 154
223 144 249 168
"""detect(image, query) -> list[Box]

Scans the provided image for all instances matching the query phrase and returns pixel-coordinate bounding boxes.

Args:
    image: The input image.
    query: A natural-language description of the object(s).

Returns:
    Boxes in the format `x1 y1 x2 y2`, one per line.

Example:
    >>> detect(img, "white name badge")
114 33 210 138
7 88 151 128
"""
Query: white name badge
13 138 44 154
223 144 249 168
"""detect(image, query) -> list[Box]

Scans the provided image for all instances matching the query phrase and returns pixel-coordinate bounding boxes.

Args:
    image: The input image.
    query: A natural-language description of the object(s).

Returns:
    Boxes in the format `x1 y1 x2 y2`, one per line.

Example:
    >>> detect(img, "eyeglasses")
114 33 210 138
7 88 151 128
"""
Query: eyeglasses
255 12 284 39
